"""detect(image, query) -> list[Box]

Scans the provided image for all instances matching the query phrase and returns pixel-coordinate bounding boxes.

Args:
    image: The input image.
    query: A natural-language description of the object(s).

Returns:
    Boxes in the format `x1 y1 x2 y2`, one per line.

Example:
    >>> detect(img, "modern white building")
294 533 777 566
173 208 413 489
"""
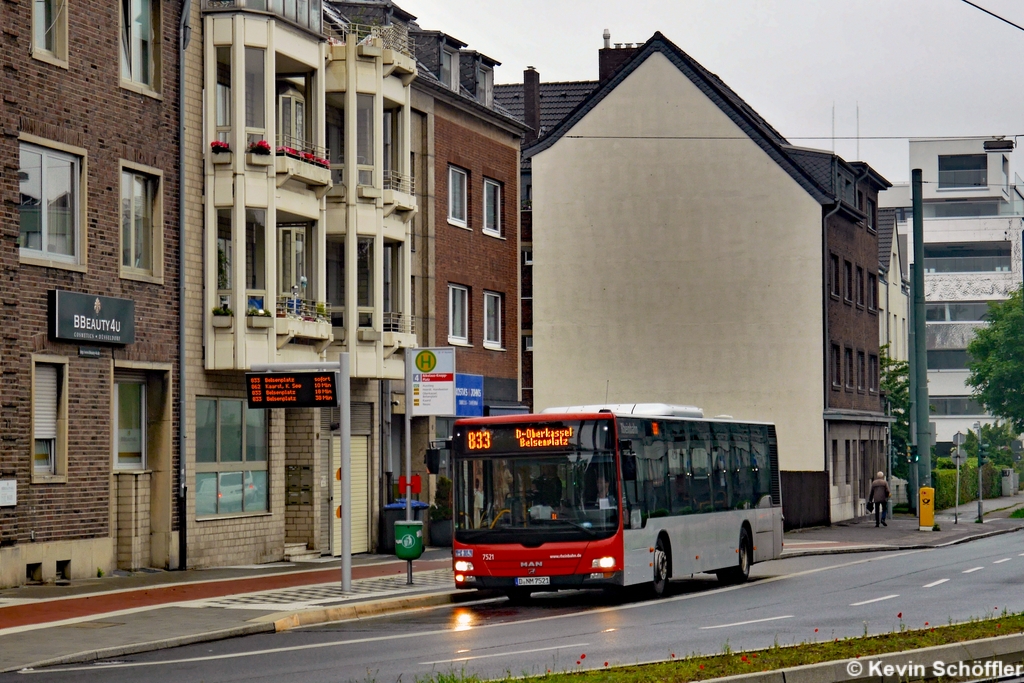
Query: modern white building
880 138 1023 451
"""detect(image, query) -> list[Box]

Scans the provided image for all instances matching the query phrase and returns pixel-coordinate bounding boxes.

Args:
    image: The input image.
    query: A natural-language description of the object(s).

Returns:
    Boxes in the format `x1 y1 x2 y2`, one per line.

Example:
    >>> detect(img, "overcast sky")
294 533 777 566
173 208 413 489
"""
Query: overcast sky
396 0 1024 184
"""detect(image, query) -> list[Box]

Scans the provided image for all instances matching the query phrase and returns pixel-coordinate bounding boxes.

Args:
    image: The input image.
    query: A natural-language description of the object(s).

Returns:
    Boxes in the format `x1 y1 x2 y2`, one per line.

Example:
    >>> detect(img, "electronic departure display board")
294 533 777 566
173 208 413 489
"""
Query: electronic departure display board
246 372 338 409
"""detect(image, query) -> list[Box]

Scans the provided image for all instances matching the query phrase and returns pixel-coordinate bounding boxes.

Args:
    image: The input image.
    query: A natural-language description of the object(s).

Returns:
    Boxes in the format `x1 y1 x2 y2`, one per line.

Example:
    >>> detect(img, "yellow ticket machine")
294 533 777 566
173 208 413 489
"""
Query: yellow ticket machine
919 486 935 531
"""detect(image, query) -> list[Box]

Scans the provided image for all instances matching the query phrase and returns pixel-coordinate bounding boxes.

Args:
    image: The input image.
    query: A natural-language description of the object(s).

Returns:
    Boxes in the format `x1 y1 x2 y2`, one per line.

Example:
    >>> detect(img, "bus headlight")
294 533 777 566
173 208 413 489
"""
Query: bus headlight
592 557 616 569
455 561 474 572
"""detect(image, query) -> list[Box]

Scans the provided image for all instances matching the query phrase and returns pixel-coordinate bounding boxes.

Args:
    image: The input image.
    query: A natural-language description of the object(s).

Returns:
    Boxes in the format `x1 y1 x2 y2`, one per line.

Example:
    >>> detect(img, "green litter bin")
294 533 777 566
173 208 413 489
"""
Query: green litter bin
394 520 424 561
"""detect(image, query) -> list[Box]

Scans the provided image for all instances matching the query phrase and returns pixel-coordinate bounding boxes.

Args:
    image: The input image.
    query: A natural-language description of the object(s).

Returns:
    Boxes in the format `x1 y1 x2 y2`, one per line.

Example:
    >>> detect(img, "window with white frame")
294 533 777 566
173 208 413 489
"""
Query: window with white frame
121 0 159 89
115 381 146 470
33 0 67 63
522 249 533 265
121 168 159 277
195 398 269 516
484 291 501 349
32 361 66 477
448 284 468 343
476 66 493 106
483 179 501 236
448 166 467 227
523 334 533 352
440 48 459 90
19 142 80 264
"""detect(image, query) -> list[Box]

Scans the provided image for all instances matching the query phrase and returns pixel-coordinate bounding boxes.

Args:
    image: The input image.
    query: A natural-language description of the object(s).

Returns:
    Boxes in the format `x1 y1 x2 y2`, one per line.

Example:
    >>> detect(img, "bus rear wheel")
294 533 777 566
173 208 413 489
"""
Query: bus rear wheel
717 528 752 585
653 536 671 597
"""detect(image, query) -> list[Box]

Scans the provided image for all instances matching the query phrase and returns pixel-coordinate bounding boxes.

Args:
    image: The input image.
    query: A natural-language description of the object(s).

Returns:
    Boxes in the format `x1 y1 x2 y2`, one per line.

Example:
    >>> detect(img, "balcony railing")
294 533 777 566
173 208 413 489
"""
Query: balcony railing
923 256 1012 274
382 170 414 194
276 135 330 169
276 295 331 324
382 312 414 334
325 22 412 59
202 0 322 34
938 169 987 189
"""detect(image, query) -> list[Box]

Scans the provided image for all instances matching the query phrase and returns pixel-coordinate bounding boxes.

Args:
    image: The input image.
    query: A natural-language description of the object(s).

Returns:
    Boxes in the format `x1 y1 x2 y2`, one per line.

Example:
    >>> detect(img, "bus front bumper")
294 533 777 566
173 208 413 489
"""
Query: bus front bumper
455 571 623 590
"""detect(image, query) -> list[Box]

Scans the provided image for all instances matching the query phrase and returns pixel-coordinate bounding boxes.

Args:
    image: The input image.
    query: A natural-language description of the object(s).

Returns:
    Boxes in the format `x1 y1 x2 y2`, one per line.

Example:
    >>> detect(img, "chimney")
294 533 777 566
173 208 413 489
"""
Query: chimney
599 31 639 82
524 66 540 144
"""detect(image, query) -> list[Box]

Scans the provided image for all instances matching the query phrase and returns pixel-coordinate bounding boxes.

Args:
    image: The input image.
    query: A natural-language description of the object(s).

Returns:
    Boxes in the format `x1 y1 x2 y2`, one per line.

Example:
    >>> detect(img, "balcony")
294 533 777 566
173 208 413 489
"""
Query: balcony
325 22 413 60
922 256 1012 274
381 312 416 348
382 170 416 215
201 0 322 35
276 136 332 196
275 295 333 351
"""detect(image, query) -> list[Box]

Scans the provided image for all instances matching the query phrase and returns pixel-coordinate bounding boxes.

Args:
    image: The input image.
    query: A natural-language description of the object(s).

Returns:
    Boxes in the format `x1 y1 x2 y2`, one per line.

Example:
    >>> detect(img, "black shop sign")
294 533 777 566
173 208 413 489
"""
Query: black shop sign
48 290 136 345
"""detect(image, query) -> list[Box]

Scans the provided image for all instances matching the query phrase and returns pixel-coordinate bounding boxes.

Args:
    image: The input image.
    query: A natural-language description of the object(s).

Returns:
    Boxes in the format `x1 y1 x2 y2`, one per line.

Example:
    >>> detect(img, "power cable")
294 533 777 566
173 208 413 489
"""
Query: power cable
960 0 1024 33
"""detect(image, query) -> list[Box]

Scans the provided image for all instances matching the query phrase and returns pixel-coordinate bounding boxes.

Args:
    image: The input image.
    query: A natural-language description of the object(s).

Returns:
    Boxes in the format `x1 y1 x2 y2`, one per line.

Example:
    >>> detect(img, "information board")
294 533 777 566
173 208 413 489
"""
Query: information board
410 348 456 416
246 372 338 409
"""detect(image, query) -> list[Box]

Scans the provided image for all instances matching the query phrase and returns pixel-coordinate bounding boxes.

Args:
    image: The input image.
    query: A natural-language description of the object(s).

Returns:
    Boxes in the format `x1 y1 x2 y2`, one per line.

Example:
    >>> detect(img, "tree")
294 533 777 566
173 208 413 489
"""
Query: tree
880 345 910 480
962 421 1018 468
967 287 1024 432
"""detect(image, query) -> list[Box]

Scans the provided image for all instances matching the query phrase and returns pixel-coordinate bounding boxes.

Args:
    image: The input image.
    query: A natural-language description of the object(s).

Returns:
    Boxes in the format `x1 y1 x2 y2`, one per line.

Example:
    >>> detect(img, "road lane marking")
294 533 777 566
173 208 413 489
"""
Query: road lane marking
963 567 984 573
922 579 949 588
700 615 793 630
421 642 589 665
22 550 932 674
850 594 899 606
993 559 1011 564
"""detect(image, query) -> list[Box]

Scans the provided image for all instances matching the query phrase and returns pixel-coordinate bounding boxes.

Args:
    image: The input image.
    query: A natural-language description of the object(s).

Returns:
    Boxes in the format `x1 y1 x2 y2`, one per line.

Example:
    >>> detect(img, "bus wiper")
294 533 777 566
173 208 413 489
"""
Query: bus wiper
549 519 597 535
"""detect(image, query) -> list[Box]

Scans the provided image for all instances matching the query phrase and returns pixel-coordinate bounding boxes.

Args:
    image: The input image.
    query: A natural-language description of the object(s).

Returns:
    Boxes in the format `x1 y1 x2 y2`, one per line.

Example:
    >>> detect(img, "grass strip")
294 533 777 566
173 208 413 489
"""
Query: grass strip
418 610 1024 683
1010 507 1024 519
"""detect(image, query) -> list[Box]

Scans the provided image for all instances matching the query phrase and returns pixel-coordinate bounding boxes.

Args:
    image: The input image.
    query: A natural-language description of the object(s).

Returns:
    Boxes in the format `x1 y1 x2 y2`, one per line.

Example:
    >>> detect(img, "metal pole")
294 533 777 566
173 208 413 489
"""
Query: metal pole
340 354 351 592
954 456 960 525
907 265 919 512
976 421 984 524
404 350 413 585
912 169 931 491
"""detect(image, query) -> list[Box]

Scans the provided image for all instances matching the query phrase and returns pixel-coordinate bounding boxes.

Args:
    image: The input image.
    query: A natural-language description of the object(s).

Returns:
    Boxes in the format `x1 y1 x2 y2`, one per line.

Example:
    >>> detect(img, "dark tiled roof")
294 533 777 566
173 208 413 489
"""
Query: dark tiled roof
878 207 897 272
522 32 832 205
783 147 834 194
494 81 598 137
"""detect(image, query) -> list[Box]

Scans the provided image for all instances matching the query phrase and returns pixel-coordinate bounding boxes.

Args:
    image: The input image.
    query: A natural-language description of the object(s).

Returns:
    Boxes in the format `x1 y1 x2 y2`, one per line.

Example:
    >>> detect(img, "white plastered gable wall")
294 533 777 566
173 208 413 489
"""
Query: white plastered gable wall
532 49 826 472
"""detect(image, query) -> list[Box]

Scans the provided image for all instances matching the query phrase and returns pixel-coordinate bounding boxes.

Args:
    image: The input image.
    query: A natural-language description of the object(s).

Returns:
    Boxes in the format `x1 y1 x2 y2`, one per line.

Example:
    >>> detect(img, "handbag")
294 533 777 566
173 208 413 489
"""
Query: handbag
866 500 874 513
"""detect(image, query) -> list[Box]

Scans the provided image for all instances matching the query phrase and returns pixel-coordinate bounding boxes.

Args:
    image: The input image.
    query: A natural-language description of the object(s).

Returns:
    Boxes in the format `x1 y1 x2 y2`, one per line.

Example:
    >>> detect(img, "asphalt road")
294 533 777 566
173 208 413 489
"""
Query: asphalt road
10 532 1024 683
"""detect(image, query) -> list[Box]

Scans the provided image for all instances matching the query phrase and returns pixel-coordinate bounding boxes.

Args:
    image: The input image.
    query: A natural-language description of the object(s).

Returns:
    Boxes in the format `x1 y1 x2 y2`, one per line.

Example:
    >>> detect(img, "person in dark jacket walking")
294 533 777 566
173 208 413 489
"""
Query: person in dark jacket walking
869 472 891 527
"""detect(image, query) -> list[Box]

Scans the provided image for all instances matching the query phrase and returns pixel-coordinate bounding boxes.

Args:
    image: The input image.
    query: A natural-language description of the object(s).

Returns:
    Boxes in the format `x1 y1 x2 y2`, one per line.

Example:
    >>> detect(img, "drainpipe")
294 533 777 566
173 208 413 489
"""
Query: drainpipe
822 157 841 475
177 0 192 570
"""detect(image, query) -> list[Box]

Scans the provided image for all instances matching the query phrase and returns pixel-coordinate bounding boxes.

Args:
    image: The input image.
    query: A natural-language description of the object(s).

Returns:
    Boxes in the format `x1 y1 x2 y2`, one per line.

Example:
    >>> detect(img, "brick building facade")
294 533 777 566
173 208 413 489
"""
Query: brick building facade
0 0 182 586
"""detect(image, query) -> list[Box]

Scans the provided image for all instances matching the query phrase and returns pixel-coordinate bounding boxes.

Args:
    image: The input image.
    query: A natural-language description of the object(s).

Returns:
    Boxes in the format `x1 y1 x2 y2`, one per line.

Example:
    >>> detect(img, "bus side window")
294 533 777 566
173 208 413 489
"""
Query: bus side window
641 431 669 518
750 425 772 506
730 423 753 509
712 424 731 511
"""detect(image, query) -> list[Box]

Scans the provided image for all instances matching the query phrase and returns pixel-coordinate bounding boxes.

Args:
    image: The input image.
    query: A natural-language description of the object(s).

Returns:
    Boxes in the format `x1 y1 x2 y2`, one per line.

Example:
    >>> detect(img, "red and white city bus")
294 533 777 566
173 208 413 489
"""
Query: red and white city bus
450 404 783 600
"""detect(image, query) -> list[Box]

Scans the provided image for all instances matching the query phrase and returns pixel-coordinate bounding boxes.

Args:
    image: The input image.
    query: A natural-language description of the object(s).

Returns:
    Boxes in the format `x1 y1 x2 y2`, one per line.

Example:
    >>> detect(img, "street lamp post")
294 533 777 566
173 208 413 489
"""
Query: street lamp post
975 421 984 524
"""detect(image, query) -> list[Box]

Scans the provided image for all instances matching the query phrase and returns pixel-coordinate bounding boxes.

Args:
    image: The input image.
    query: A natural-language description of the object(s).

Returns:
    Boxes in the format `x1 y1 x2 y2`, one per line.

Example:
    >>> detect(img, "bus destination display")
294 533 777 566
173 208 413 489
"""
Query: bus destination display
246 372 337 409
463 424 577 452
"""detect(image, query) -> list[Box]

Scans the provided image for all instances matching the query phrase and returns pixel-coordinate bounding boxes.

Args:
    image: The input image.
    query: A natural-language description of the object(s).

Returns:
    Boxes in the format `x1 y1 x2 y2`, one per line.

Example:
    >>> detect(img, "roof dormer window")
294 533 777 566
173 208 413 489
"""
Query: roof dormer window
477 65 493 107
440 48 459 90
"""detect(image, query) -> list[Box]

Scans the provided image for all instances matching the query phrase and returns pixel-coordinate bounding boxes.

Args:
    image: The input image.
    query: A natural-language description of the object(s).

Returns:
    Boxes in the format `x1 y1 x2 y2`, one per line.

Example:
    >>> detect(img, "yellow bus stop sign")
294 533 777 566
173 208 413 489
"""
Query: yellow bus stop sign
415 350 437 373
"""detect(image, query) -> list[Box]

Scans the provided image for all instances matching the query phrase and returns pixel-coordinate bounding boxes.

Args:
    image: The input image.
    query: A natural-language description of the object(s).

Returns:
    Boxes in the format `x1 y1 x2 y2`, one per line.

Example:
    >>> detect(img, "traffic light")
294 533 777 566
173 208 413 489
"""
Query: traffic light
910 445 920 463
979 442 990 466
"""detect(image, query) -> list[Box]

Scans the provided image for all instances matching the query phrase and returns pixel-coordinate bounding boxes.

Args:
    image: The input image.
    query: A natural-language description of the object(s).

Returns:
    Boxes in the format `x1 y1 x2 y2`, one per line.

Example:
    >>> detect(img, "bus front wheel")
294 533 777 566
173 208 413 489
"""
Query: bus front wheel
653 535 671 597
717 527 752 585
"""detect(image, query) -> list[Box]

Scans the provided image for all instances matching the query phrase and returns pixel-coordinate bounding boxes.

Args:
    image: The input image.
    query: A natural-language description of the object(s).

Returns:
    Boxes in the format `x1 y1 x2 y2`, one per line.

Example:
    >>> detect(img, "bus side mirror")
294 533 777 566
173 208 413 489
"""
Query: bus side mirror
425 448 441 475
621 453 637 481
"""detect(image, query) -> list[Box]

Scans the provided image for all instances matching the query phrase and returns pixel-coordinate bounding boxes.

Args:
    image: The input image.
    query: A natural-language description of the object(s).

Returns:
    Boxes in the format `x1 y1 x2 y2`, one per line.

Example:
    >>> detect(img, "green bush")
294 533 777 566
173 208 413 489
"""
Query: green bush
931 462 1004 510
429 476 452 522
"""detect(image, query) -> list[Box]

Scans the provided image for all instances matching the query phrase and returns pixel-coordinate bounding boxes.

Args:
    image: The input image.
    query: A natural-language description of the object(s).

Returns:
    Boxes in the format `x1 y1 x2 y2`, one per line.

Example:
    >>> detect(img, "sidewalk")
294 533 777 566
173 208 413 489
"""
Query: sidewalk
782 492 1024 556
0 548 481 673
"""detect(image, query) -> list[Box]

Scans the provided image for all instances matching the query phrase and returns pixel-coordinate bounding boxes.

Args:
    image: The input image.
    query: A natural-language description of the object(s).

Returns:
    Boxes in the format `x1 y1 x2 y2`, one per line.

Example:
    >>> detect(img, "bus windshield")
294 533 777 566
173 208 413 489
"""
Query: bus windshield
453 419 619 545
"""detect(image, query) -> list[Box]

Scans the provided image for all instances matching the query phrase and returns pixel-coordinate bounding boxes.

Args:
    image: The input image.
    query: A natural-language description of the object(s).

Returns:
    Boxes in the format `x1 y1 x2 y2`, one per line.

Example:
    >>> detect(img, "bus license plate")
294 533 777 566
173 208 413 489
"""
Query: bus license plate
516 576 550 586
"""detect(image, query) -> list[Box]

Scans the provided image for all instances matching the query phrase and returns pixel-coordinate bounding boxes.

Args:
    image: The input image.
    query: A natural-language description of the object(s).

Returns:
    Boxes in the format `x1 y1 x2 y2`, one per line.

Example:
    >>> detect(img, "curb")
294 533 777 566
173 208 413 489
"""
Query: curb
268 588 501 631
780 523 1024 558
2 623 275 673
2 588 500 674
693 632 1024 683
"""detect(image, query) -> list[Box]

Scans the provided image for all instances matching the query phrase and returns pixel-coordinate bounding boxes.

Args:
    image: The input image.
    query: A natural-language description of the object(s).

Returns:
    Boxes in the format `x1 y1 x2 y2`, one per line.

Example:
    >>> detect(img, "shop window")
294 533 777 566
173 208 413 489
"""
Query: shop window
115 381 146 469
195 398 268 516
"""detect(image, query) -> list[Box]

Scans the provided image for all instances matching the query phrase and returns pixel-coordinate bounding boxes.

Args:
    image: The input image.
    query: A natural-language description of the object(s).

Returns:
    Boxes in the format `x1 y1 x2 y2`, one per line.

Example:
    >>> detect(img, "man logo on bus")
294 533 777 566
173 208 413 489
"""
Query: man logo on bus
521 561 542 568
415 351 437 373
